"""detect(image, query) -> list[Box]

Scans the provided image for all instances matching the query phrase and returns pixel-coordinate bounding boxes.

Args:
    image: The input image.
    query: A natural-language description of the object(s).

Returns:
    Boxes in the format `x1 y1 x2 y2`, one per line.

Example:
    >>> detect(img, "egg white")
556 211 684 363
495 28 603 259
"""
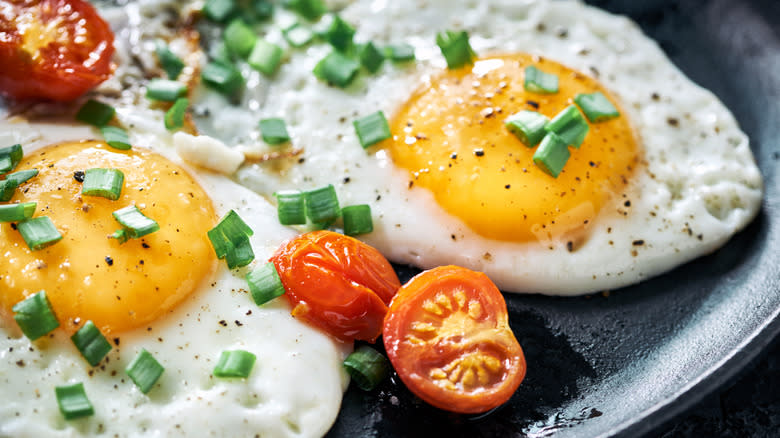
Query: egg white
229 0 763 295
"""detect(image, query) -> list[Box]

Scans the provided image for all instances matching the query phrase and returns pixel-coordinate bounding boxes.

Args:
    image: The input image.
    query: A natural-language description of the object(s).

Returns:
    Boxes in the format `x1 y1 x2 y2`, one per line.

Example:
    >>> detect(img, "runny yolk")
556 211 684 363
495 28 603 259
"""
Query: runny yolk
385 54 641 243
0 141 218 335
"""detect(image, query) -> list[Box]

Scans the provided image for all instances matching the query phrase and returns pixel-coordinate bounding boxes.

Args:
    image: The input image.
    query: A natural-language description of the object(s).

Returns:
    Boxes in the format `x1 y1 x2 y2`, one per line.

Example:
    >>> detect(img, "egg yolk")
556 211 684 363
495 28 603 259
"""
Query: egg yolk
386 54 640 243
0 141 218 335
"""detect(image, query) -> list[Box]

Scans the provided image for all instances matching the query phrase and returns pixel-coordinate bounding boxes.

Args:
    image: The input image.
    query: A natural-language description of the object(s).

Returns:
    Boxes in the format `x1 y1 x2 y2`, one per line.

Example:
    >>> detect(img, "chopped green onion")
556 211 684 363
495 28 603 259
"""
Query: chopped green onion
213 350 256 378
258 118 290 145
111 228 129 244
146 79 187 102
71 320 112 367
283 23 314 47
304 184 340 224
112 205 160 239
125 349 165 394
574 91 620 122
202 61 244 96
524 65 559 94
100 125 132 150
544 105 589 148
224 19 257 59
385 43 415 62
12 290 59 341
55 383 94 420
274 190 305 225
75 99 115 127
343 345 389 391
207 210 255 269
341 204 373 236
203 0 237 22
288 0 327 20
246 262 286 306
165 97 189 131
248 39 284 76
0 202 36 222
81 168 125 201
17 216 62 250
505 110 550 147
252 0 274 19
359 42 385 73
313 51 360 88
353 111 391 148
0 144 23 174
209 40 234 66
533 132 571 178
0 179 18 202
4 168 37 185
324 15 355 51
155 40 185 79
436 30 475 69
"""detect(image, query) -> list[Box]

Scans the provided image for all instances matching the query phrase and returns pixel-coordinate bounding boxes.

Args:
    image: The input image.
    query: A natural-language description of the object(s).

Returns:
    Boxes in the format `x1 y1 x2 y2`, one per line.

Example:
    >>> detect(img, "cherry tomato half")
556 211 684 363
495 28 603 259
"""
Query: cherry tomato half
270 230 401 343
383 265 526 414
0 0 115 101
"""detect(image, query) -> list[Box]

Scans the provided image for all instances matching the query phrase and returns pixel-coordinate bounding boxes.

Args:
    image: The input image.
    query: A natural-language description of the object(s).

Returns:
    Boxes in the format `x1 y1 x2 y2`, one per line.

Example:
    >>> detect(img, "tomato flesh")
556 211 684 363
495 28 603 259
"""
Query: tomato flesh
383 265 526 414
271 230 401 343
0 0 115 101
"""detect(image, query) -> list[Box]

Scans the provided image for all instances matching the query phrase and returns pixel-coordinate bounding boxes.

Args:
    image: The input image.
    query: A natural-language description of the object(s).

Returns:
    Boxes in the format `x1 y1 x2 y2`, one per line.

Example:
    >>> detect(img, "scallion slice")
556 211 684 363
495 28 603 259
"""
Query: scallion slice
146 79 187 102
505 110 550 147
283 23 315 47
155 40 185 80
55 383 94 420
0 179 18 202
313 51 360 88
202 61 244 96
17 216 62 250
248 39 284 76
288 0 326 20
71 320 112 367
342 204 373 236
0 144 23 174
111 228 129 244
246 262 286 306
544 105 589 148
252 0 274 19
435 30 475 69
274 190 306 225
343 345 389 391
12 290 59 341
4 168 37 185
359 42 385 73
207 210 255 269
203 0 237 22
0 202 36 222
75 99 115 127
165 97 189 131
112 205 160 239
524 65 559 94
126 349 165 394
81 168 125 201
305 184 340 224
213 350 256 378
100 125 132 150
224 19 257 59
353 111 391 148
324 15 355 51
533 132 571 178
385 43 415 62
258 118 290 145
574 91 620 122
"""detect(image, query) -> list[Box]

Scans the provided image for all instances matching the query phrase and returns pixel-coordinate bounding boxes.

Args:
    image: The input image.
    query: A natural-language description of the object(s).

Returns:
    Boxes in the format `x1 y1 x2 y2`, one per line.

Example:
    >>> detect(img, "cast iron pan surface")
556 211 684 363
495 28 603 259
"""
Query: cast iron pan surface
325 0 780 437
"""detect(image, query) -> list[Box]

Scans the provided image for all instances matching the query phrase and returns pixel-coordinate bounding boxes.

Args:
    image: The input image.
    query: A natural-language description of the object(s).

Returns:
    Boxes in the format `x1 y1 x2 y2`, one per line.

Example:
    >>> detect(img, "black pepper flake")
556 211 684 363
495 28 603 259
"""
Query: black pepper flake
219 320 227 327
526 100 540 109
651 92 660 101
589 161 596 167
667 117 679 127
566 241 574 252
450 152 458 159
113 338 120 346
451 234 457 241
408 180 414 189
10 223 17 230
505 184 511 189
16 360 24 367
246 310 252 316
298 157 305 164
73 171 85 182
624 200 631 207
343 177 351 184
139 260 144 265
105 256 114 266
632 240 645 246
235 320 243 326
474 148 485 157
141 242 150 249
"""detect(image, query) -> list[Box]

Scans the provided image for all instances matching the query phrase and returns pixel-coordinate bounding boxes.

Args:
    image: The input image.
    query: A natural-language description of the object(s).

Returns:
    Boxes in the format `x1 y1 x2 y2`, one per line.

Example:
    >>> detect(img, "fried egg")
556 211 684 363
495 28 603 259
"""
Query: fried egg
232 0 763 295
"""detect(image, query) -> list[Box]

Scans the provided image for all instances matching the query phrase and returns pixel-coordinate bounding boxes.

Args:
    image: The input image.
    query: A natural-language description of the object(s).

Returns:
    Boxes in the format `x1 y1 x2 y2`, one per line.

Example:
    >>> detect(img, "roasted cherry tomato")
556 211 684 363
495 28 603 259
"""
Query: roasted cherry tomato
383 265 526 414
270 230 401 343
0 0 115 101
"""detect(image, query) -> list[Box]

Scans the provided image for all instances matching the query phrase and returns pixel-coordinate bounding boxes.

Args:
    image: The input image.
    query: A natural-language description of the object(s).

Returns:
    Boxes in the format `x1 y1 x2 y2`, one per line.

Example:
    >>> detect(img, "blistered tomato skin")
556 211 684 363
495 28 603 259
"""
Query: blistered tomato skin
383 265 526 414
0 0 115 101
270 230 401 343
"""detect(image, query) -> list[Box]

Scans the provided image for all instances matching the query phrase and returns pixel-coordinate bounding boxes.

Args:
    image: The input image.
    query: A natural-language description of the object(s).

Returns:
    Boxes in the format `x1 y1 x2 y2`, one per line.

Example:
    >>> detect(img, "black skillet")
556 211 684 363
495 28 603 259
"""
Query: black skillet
325 0 780 436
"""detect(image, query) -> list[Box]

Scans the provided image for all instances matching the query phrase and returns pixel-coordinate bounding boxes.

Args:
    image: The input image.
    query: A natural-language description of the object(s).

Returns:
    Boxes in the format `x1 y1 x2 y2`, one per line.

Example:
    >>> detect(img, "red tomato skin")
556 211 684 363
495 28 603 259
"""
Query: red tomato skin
271 231 401 343
0 0 115 101
383 265 527 414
